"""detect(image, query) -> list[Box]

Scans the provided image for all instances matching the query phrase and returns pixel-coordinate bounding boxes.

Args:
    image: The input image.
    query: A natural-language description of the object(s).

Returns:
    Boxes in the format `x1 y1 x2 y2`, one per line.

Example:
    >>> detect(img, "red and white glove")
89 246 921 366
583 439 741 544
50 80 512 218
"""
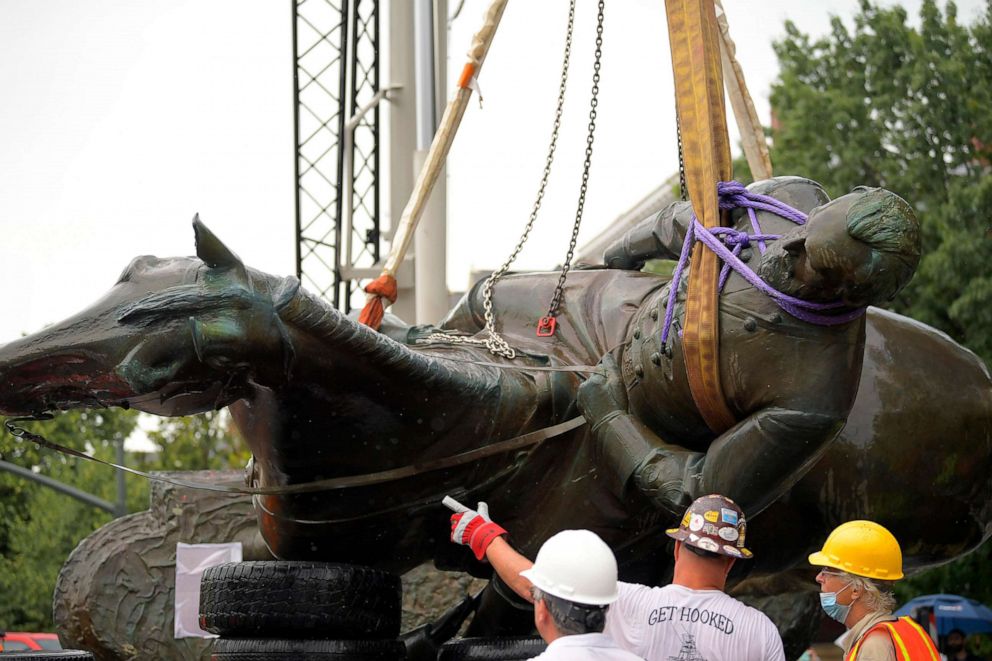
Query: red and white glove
449 501 507 561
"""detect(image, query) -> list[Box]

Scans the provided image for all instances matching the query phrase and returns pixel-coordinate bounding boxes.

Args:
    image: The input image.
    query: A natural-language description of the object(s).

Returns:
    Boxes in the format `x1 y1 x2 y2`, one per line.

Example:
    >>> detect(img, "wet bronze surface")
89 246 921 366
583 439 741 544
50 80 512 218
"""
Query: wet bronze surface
0 183 988 599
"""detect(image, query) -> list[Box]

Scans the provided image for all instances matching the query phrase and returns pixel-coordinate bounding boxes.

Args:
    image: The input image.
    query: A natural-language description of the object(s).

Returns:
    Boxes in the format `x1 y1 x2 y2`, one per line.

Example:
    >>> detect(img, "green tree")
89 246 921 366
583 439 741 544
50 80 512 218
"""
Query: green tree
771 0 992 361
0 409 137 629
139 410 250 473
0 408 247 631
769 0 992 624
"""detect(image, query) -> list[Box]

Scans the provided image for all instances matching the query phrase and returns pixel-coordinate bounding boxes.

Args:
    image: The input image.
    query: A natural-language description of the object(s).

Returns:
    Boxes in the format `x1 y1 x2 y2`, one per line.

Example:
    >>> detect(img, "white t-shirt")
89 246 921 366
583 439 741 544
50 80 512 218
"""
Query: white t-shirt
529 632 645 660
604 583 785 661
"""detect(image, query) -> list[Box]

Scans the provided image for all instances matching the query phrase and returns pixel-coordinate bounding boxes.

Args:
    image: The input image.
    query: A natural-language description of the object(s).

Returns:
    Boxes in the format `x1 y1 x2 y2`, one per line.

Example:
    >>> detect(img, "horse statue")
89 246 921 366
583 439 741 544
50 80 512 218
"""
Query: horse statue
1 178 990 652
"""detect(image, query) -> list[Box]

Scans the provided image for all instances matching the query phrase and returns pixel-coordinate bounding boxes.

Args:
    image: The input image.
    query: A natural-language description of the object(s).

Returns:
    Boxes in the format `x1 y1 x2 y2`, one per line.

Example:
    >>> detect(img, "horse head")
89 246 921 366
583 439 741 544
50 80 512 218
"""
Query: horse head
0 217 297 417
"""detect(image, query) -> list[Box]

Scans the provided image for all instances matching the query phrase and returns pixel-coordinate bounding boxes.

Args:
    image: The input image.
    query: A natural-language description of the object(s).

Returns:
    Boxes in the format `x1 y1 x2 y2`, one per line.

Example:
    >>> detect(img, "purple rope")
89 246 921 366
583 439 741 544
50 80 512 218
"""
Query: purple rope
659 182 866 344
710 227 781 290
746 208 768 254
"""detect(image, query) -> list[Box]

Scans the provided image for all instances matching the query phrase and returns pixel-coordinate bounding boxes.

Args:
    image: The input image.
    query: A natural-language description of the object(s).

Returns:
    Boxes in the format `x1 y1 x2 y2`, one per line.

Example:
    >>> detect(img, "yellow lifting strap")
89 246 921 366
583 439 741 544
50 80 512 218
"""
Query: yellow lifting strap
665 0 737 433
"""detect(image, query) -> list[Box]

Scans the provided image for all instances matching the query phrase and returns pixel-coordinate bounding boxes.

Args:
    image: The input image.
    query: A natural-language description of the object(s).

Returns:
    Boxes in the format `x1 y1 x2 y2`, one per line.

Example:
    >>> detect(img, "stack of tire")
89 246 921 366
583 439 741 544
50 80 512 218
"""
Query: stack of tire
199 561 405 660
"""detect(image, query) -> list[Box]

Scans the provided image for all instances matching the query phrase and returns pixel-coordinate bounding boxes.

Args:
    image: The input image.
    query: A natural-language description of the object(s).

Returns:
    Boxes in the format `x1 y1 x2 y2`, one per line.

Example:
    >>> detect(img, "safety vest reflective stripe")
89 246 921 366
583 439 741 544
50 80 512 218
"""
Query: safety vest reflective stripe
894 617 940 661
882 621 914 659
845 617 940 660
847 634 865 659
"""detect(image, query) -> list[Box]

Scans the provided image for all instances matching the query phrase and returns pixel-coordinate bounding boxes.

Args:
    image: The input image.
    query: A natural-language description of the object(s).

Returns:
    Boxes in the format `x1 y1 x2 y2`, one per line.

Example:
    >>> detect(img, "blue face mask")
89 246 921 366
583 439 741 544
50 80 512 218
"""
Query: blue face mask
819 581 855 624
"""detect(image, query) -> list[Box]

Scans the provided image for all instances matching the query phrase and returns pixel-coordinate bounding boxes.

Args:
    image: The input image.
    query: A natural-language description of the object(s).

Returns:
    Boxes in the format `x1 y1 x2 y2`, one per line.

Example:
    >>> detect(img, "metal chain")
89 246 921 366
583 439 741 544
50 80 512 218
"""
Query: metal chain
420 328 492 349
422 0 579 359
546 0 605 319
423 0 605 358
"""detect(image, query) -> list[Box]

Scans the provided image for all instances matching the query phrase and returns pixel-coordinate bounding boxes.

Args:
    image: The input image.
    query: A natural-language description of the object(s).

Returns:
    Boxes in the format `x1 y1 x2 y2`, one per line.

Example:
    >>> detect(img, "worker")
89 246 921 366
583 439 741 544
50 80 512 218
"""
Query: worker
809 520 941 660
450 493 786 660
521 530 646 660
448 504 643 659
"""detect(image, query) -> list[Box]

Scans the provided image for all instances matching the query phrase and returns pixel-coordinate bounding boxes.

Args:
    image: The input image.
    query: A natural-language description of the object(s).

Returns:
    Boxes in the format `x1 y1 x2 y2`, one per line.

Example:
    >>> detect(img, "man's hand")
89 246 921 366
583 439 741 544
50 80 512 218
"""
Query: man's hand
449 501 507 561
444 497 534 601
577 354 629 427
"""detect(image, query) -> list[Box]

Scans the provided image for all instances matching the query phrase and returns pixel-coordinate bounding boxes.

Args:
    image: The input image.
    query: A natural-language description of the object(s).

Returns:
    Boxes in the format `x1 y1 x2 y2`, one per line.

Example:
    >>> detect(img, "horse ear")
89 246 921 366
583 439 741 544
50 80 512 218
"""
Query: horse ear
193 214 245 270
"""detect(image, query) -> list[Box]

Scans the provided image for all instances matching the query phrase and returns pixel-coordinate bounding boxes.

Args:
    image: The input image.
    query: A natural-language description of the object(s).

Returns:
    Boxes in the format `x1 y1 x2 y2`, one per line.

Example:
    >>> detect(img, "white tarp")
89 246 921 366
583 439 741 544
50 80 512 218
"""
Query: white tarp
174 542 243 639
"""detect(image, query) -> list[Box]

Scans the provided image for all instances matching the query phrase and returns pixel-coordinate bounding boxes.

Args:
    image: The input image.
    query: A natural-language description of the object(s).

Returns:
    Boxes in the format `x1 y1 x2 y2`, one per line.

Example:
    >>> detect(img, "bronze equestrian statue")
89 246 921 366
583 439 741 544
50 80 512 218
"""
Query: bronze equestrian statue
0 177 989 619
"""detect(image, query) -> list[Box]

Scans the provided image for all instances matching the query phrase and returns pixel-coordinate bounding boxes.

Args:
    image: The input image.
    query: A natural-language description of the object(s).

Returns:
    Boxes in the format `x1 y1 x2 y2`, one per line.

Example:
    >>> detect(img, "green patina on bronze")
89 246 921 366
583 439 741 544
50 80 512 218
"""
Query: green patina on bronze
845 187 922 303
0 177 989 641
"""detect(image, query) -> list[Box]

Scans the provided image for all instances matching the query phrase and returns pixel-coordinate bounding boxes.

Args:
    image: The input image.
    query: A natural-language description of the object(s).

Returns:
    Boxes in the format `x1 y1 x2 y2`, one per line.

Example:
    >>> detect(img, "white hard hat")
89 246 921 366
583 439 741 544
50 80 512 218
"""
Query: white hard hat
520 530 620 606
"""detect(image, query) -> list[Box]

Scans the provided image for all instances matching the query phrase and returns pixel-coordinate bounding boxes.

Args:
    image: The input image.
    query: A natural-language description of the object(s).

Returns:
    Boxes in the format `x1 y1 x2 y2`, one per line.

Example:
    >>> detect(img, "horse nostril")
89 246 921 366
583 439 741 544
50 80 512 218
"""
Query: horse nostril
118 343 185 393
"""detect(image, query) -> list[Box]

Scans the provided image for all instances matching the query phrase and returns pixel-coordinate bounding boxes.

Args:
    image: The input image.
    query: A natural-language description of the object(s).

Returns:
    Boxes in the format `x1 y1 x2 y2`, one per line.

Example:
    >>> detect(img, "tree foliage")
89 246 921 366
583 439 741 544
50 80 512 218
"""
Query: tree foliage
771 0 992 362
0 409 247 631
770 0 992 628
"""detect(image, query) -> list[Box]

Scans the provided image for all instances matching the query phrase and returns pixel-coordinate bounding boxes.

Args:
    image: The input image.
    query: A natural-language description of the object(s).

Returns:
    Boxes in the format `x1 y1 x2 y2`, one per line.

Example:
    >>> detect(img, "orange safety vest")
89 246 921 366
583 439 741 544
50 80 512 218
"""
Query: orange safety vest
846 616 940 661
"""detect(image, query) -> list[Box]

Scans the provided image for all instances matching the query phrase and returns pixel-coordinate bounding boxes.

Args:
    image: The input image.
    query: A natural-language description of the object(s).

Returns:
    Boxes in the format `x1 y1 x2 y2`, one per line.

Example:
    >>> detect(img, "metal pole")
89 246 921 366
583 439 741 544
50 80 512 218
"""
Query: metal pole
384 0 419 322
0 459 117 515
291 0 302 282
332 0 352 308
372 1 382 265
413 0 437 148
413 0 449 324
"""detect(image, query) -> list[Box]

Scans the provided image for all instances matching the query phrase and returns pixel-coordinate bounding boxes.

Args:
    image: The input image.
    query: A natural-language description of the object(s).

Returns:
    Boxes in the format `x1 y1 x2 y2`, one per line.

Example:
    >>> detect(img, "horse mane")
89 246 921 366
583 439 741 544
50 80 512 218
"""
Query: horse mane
117 286 257 327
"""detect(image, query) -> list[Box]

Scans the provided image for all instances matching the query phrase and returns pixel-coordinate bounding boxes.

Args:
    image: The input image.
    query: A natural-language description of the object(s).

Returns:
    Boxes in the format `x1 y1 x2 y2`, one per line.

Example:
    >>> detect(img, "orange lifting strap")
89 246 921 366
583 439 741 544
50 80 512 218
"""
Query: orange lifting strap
664 0 737 433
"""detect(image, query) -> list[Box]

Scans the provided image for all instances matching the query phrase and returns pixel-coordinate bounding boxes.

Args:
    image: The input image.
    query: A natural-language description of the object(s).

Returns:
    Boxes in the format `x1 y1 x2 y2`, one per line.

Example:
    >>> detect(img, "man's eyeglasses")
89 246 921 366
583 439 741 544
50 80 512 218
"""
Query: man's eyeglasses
817 567 847 578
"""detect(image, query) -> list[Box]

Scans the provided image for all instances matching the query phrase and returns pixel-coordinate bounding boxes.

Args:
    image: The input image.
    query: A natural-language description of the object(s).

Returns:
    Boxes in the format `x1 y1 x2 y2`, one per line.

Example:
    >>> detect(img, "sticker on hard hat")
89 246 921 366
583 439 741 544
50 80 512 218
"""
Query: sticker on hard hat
718 526 739 542
721 508 738 525
723 545 743 557
704 510 719 523
689 514 705 532
681 511 691 528
703 523 719 536
696 538 719 552
688 533 699 543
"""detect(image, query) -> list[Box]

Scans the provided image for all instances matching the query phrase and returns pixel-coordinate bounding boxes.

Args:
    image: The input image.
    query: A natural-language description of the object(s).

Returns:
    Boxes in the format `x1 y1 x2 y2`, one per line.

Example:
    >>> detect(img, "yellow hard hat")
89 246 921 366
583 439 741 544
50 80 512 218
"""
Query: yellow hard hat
809 520 904 580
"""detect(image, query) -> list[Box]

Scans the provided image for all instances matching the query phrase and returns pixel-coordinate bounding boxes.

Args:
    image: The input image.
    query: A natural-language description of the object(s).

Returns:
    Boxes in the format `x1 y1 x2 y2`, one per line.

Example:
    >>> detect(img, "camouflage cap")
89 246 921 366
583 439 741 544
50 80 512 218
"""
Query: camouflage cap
666 494 752 559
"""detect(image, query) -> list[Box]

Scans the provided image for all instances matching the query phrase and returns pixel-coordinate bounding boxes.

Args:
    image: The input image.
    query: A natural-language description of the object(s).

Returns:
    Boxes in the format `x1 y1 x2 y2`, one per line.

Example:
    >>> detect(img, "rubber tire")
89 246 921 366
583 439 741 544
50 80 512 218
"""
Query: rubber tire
210 638 406 660
0 652 94 660
199 561 401 640
437 637 547 660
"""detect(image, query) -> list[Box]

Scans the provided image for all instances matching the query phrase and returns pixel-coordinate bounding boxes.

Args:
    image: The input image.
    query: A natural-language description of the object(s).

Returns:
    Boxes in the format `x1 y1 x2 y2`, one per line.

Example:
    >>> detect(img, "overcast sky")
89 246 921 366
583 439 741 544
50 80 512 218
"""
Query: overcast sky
0 0 983 344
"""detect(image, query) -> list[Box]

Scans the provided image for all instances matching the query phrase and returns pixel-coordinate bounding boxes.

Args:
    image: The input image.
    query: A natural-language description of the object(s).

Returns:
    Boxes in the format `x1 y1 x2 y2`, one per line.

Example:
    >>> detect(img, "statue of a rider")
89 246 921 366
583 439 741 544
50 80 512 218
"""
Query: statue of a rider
573 176 920 519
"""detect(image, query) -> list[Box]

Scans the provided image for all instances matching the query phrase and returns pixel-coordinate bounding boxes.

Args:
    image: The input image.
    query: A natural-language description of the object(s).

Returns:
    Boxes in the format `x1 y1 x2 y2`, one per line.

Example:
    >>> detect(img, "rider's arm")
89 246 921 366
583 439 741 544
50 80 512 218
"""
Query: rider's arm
579 356 844 517
602 201 693 269
694 405 843 516
578 354 697 512
600 404 843 518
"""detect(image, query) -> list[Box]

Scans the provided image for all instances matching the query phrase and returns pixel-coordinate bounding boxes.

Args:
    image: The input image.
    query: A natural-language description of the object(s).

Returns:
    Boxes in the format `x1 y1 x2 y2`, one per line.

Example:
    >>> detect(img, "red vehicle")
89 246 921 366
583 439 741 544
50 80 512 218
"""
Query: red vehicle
0 631 62 652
